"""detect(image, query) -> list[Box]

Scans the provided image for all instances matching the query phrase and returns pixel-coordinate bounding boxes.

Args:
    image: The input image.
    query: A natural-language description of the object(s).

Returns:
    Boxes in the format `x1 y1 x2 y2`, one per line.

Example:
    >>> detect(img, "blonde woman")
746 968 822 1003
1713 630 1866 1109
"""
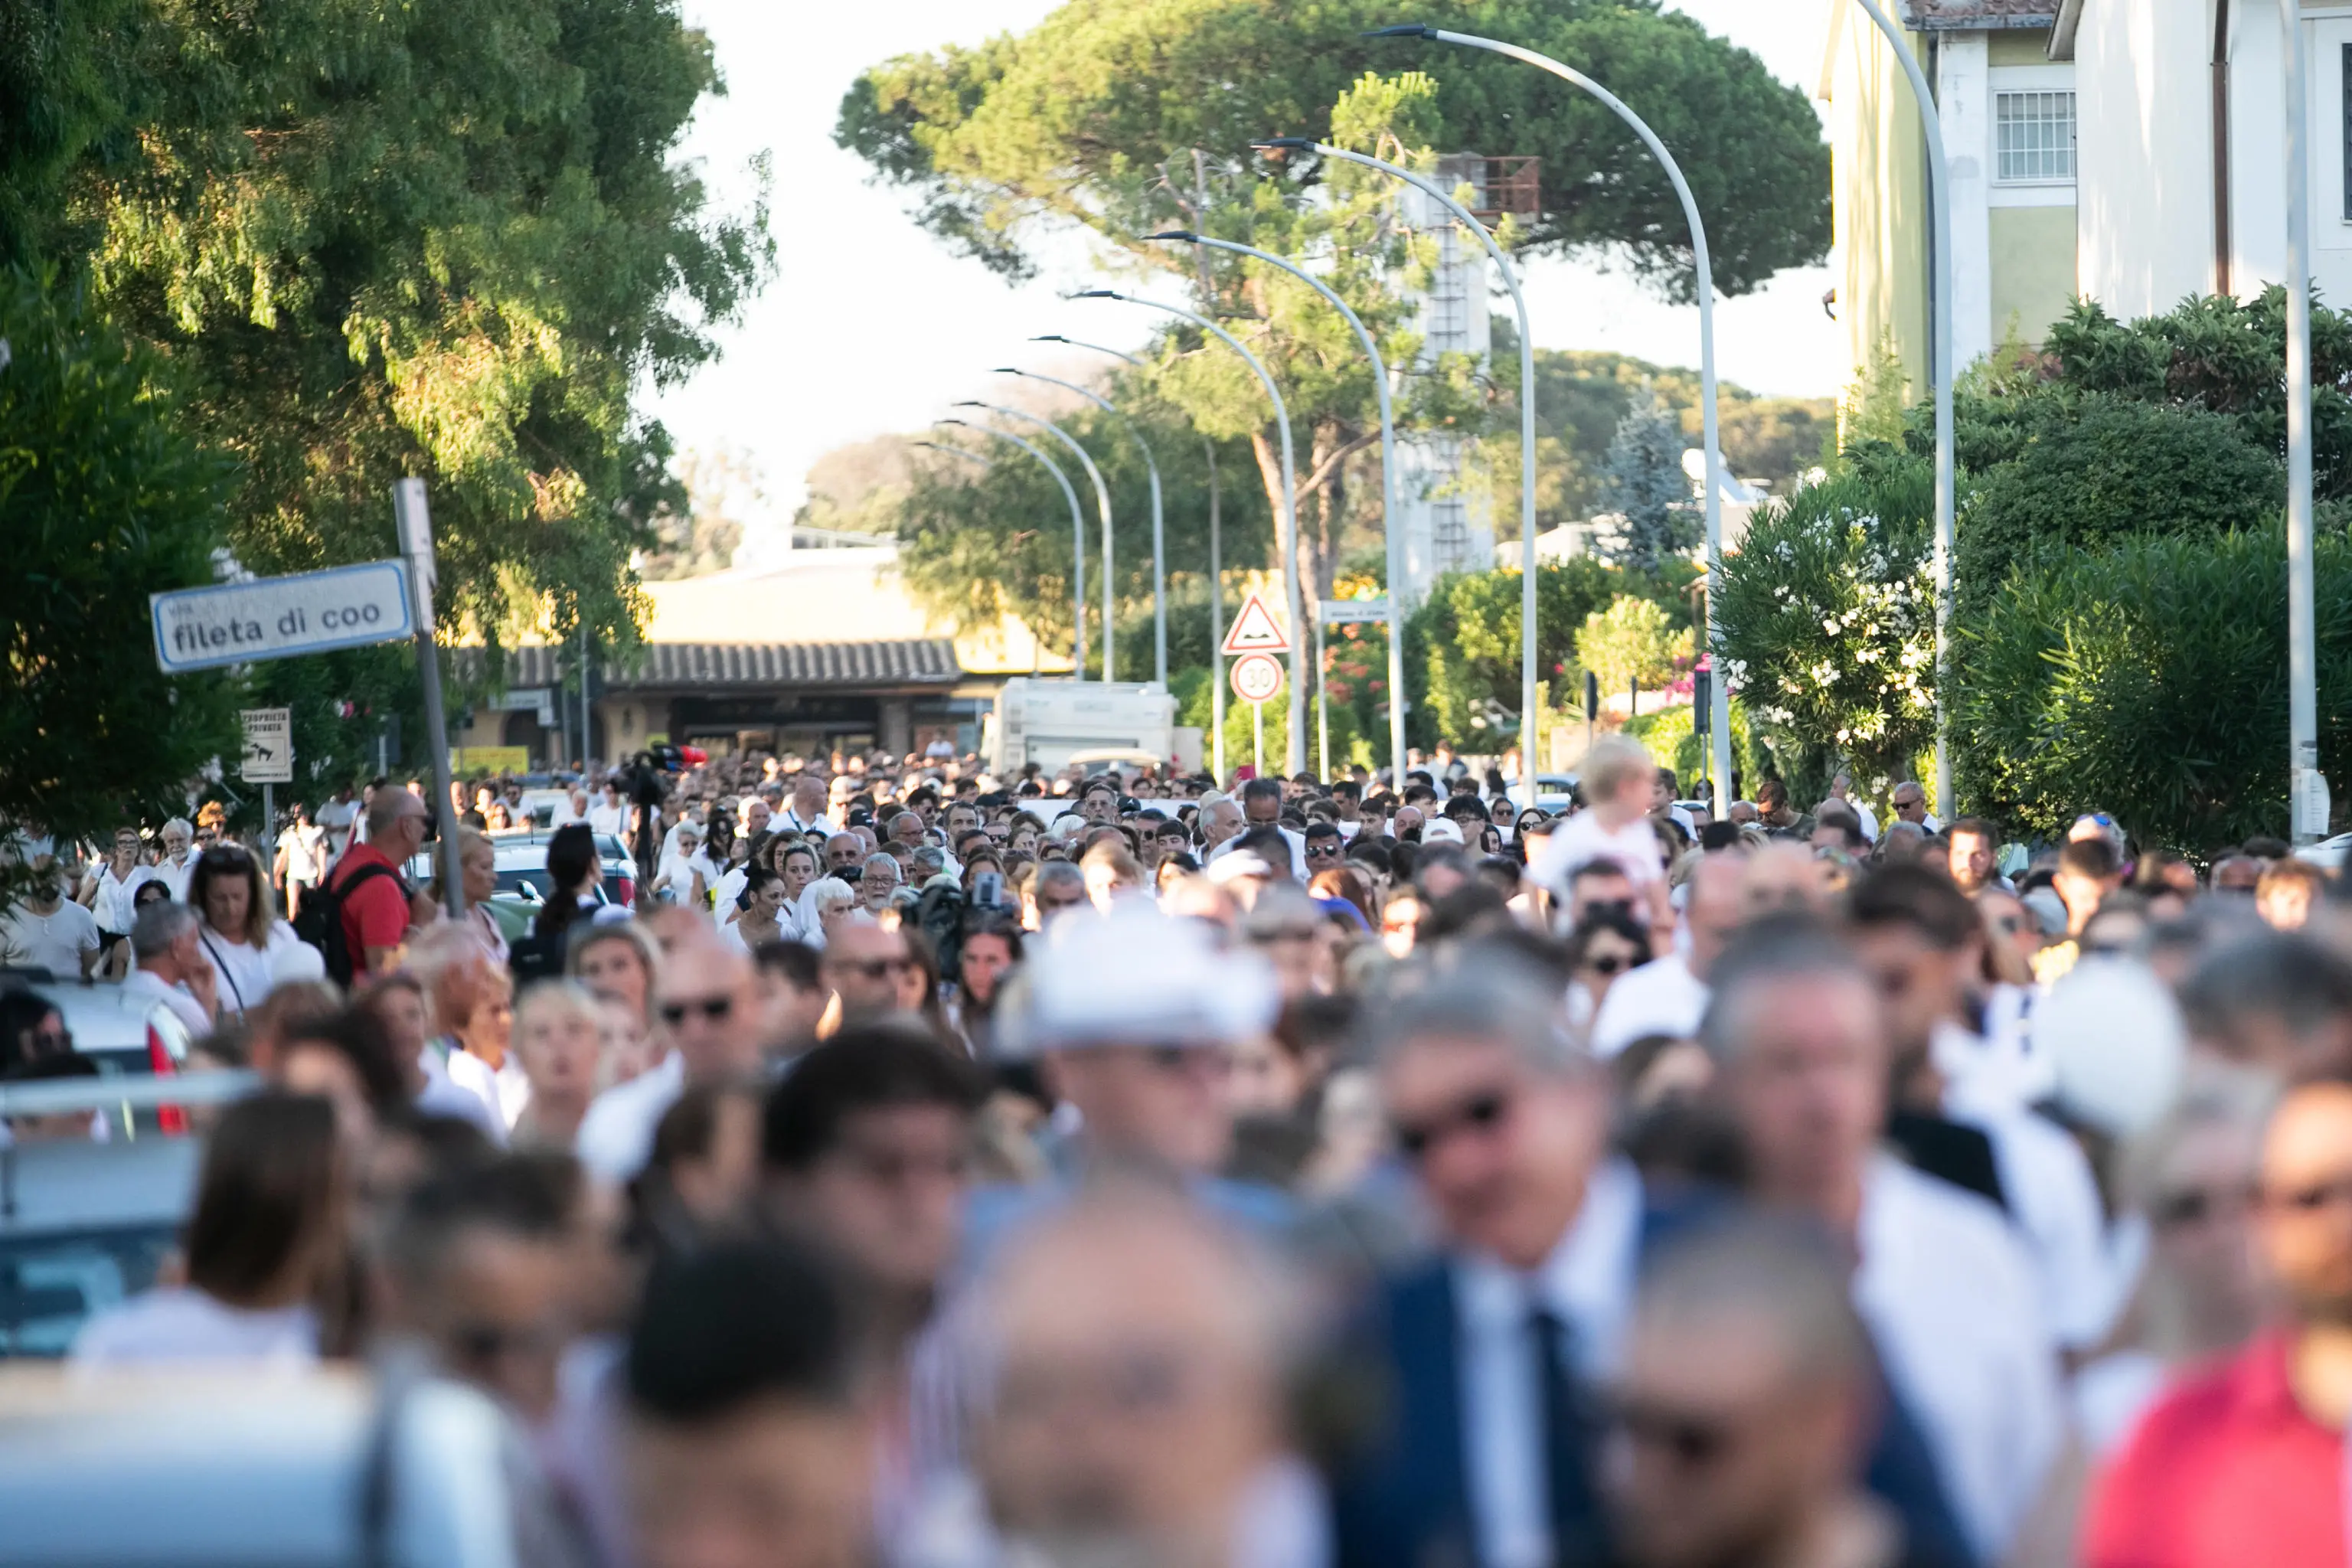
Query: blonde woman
509 982 606 1148
431 952 522 1135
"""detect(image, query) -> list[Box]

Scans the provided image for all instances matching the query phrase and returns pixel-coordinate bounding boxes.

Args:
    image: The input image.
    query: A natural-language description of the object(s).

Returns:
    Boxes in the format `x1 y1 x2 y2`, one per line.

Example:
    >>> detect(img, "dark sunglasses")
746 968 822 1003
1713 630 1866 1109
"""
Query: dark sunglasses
1609 1397 1735 1467
658 995 736 1027
1581 952 1629 977
450 1320 566 1364
1393 1088 1514 1161
2152 1184 2255 1229
198 846 251 867
2271 1175 2352 1215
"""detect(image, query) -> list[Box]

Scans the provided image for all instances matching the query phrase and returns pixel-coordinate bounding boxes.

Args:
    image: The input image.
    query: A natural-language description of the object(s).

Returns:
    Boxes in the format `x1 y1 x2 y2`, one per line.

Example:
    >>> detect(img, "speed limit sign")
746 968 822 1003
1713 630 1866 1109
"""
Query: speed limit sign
1230 652 1285 704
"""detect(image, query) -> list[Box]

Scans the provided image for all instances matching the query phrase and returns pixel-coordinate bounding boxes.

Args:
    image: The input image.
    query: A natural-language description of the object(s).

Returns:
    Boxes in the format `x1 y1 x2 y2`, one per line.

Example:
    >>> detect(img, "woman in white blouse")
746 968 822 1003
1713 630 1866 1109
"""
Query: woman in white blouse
773 841 823 944
188 844 305 1019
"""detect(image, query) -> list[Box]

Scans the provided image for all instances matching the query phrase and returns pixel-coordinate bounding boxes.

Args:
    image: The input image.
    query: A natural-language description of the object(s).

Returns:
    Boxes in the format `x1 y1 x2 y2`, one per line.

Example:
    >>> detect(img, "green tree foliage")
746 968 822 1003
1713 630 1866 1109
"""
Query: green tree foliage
1596 389 1695 571
897 410 1274 675
1955 531 2352 853
837 0 1828 299
1714 455 1936 799
2041 290 2352 498
0 268 240 842
1576 593 1693 694
1403 560 1625 746
1955 395 2282 609
28 0 768 672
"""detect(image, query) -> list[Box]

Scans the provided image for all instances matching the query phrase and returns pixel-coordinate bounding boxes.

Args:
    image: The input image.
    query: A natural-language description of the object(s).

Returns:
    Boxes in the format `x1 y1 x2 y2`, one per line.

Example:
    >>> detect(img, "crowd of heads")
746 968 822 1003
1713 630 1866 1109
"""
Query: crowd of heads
15 734 2352 1568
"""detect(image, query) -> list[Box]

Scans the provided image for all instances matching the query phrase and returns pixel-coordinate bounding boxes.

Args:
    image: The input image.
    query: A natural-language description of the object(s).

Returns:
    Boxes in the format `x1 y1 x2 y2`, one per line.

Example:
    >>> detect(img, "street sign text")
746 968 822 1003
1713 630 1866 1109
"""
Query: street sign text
152 560 414 675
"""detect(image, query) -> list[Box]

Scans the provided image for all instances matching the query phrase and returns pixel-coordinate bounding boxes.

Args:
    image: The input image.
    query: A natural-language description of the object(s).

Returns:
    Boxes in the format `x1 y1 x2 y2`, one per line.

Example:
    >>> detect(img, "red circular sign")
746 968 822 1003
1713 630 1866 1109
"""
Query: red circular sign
1230 652 1285 704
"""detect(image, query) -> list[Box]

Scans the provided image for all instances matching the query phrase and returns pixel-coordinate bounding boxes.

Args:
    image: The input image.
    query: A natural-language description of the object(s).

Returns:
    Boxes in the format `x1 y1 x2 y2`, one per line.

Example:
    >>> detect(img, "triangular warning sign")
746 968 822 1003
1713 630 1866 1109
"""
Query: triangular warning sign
1220 590 1292 655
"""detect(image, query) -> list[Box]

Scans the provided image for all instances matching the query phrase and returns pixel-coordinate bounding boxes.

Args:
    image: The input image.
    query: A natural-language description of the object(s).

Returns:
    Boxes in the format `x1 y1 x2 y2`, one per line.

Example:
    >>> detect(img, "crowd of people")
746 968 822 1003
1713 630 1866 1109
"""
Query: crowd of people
5 730 2352 1568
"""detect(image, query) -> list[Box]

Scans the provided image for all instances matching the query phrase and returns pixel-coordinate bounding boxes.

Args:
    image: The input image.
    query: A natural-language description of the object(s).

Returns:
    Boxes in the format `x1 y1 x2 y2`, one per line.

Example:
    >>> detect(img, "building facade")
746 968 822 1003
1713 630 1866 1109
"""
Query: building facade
1824 0 2352 399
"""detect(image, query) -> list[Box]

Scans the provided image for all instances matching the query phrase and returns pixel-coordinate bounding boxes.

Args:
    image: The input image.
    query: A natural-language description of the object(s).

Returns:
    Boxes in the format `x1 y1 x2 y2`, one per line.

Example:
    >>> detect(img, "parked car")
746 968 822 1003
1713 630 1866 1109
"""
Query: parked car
407 832 634 909
0 973 194 1080
0 1367 522 1564
0 1073 256 1357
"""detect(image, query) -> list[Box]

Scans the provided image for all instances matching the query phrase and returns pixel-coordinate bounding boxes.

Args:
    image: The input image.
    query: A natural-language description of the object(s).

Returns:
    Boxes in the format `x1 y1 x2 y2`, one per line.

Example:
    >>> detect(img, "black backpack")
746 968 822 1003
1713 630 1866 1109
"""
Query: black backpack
296 860 403 987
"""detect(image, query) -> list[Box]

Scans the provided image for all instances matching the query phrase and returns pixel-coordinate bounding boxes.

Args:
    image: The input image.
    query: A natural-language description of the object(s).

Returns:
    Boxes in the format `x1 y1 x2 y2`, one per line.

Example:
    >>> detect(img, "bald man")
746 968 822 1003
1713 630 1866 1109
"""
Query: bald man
965 1193 1295 1568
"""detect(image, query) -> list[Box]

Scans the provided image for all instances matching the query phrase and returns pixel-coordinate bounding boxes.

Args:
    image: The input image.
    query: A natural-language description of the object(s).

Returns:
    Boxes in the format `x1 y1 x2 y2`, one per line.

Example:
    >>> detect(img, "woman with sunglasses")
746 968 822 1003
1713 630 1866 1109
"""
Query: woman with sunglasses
187 844 305 1020
1565 906 1653 1042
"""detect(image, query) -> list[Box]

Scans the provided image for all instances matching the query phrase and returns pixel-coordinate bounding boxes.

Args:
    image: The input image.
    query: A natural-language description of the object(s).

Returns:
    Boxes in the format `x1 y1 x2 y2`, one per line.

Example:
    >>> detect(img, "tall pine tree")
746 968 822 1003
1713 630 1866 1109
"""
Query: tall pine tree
1597 390 1697 574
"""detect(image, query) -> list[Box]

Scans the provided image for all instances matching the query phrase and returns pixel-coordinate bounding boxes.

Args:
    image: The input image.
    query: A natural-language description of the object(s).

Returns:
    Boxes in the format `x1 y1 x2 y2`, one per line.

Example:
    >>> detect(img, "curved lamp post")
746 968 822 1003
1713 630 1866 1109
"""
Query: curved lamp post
1373 23 1740 815
952 399 1118 681
1148 230 1408 785
1838 0 1958 822
1040 332 1238 778
1069 292 1306 776
998 366 1169 687
1257 136 1543 790
936 418 1089 677
912 439 995 472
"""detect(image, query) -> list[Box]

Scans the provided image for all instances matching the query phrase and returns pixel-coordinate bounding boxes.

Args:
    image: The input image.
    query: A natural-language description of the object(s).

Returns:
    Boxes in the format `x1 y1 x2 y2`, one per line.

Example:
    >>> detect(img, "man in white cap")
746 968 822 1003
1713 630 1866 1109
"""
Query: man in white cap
969 903 1288 1254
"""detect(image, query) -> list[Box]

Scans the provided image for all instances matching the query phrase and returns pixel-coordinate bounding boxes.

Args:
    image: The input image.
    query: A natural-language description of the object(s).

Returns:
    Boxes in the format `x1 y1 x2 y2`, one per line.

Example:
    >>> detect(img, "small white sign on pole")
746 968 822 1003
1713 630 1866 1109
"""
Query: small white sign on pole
1230 652 1285 705
1318 597 1391 626
240 707 293 785
151 560 414 674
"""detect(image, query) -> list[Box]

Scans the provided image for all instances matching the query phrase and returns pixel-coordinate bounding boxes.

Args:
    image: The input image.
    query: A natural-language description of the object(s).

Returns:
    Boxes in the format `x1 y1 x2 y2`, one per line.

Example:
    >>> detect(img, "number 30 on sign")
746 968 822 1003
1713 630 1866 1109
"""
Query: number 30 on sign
1230 652 1285 705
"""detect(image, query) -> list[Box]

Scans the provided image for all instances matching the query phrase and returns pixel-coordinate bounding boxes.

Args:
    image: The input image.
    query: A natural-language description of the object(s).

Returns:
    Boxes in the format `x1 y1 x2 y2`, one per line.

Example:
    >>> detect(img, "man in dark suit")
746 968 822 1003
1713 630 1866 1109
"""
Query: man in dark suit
1328 952 1974 1568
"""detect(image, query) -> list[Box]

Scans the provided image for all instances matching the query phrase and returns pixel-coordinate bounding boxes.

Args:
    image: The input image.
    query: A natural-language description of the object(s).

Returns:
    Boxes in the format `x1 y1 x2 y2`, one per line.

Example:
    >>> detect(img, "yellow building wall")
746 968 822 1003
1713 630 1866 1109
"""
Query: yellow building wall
1988 204 2080 345
1823 10 1932 423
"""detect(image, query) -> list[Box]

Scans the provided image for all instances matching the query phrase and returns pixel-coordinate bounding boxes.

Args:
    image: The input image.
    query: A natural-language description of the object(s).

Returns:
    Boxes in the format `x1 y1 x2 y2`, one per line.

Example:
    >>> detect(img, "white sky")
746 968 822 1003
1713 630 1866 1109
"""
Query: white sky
645 1 1840 533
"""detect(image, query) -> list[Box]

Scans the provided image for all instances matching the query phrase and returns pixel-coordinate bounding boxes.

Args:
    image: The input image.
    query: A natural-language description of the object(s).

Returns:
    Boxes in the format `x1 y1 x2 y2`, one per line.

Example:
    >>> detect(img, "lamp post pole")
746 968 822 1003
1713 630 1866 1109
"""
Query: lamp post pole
952 400 1118 681
2282 0 2324 843
936 418 1090 678
1260 136 1542 793
1072 291 1305 775
1148 230 1408 784
1377 24 1737 816
1830 2 1957 821
912 439 996 472
998 366 1169 687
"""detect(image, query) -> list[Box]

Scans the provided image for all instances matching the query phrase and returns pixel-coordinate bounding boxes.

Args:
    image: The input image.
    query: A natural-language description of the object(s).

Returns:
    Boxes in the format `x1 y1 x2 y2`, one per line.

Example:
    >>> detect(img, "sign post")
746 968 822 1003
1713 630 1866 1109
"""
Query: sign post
240 707 292 844
1230 652 1285 777
394 479 464 919
1222 593 1292 783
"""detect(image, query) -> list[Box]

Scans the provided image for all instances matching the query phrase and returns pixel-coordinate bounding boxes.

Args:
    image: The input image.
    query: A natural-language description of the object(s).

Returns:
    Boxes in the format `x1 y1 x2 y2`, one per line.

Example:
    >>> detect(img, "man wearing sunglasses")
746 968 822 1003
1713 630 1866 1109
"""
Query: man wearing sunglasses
2086 1079 2352 1568
1334 953 1971 1568
577 936 764 1184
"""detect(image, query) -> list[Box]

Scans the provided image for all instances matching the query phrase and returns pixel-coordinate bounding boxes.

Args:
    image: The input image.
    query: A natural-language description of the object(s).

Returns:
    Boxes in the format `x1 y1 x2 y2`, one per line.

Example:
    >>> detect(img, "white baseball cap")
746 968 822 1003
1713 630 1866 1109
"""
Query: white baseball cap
1003 903 1277 1054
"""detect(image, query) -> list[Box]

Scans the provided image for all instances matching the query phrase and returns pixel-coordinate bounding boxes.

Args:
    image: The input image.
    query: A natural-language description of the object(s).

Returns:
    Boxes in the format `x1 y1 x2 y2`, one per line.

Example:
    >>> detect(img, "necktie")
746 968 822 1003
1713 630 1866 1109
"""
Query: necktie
1530 1305 1603 1567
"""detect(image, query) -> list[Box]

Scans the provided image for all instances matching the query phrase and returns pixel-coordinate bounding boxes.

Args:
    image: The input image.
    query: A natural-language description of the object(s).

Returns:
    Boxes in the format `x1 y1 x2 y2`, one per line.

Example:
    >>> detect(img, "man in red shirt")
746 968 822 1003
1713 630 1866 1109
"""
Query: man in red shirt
330 786 428 978
2085 1078 2352 1568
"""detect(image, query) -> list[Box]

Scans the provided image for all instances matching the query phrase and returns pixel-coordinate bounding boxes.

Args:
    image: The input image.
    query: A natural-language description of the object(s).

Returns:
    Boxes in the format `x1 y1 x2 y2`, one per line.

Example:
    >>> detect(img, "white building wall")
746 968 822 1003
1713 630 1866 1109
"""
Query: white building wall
1939 31 1998 366
2076 0 2213 315
2226 2 2352 305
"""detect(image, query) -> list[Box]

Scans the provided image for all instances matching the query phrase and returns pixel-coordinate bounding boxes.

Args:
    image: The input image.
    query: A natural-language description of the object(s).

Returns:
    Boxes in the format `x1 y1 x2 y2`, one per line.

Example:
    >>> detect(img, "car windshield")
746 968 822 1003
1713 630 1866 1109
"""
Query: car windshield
0 1225 179 1357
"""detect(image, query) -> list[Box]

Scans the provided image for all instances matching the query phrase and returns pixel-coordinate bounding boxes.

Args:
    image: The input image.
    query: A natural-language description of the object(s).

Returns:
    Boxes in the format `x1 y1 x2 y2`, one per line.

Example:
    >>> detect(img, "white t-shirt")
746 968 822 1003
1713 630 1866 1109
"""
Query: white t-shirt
89 863 162 933
154 854 197 903
196 921 302 1018
587 798 629 838
315 798 358 861
122 969 212 1040
1530 811 1664 894
574 1050 685 1184
1588 952 1710 1057
276 824 326 884
72 1287 318 1368
0 898 101 977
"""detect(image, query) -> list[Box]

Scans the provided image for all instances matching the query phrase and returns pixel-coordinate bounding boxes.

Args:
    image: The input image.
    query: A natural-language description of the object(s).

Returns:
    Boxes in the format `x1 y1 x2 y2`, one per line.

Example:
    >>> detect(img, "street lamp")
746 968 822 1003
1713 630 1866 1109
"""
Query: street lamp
913 439 995 472
1255 136 1544 792
1373 23 1743 817
952 400 1119 681
2281 0 2324 841
1833 0 1958 826
1040 332 1243 779
1071 290 1306 776
1148 230 1410 786
997 365 1169 687
936 418 1089 678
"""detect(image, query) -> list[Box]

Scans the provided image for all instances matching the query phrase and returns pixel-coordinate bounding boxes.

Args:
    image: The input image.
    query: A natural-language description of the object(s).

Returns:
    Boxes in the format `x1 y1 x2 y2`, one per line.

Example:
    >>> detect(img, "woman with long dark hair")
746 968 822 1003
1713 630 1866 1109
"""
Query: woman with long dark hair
531 822 605 952
73 1093 346 1365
